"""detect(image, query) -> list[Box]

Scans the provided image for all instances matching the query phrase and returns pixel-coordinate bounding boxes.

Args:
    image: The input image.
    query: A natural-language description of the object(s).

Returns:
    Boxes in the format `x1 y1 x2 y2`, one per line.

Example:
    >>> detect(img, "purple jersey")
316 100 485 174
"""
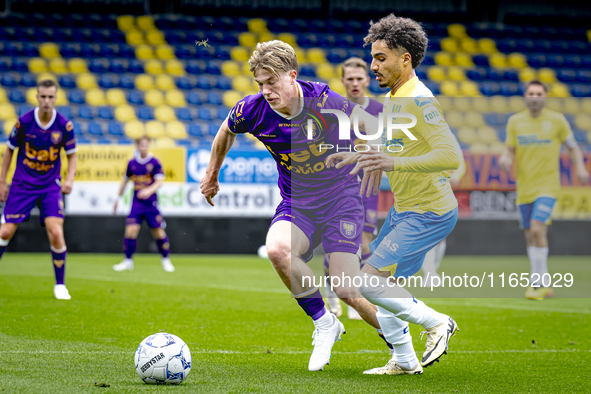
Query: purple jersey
125 153 165 205
227 81 360 209
8 108 76 190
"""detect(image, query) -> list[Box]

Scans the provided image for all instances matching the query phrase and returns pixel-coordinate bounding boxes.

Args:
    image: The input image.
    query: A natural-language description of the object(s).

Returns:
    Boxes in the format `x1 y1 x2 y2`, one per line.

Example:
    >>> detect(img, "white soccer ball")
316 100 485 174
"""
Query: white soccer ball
257 245 268 258
135 333 192 385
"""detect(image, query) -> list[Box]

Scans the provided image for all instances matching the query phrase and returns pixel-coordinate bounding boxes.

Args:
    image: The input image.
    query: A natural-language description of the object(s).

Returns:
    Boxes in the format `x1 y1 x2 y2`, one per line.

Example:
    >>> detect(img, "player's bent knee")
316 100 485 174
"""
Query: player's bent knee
266 240 291 266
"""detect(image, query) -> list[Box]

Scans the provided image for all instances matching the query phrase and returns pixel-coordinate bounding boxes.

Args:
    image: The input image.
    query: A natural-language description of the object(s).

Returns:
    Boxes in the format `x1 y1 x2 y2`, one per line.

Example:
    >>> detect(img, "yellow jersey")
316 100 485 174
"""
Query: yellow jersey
505 108 573 205
382 76 461 215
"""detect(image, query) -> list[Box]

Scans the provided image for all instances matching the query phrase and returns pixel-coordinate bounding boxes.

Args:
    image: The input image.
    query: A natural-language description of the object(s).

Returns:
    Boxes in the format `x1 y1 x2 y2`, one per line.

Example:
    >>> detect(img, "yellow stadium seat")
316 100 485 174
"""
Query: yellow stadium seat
508 53 527 69
165 60 185 76
574 114 591 131
49 58 67 73
154 137 176 147
77 73 97 90
165 90 187 107
549 83 569 98
466 112 485 127
440 38 459 52
0 88 6 104
145 60 163 75
146 30 166 46
238 32 257 48
460 38 478 53
154 105 176 122
440 81 460 97
478 38 497 53
581 98 591 113
106 89 127 106
232 75 252 93
126 29 144 46
166 121 188 139
0 103 16 120
56 89 68 106
489 53 507 68
477 125 498 143
135 74 154 91
489 141 505 154
446 110 464 128
155 74 175 90
230 47 249 62
562 97 580 115
472 96 489 113
453 97 472 111
223 91 242 108
3 117 17 135
116 105 137 122
293 47 307 63
136 44 154 60
145 89 164 107
155 45 175 60
39 43 60 59
460 81 480 96
448 66 466 81
316 63 336 79
427 66 446 82
247 18 267 34
259 32 275 43
241 62 252 75
490 96 508 113
538 68 556 83
69 58 88 73
455 53 473 67
434 52 453 66
86 88 106 106
36 72 57 84
222 61 241 77
448 24 467 39
117 15 135 32
307 48 326 64
518 68 536 83
146 120 165 138
328 78 346 96
277 33 297 47
457 126 477 144
26 88 38 105
470 142 489 154
29 58 47 73
125 120 144 139
508 96 527 112
136 15 155 31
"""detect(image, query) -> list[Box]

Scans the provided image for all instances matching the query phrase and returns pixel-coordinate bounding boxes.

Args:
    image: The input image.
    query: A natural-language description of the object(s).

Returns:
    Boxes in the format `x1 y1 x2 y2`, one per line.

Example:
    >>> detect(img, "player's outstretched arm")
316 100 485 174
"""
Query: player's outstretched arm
62 152 77 195
0 147 15 202
565 143 590 185
499 146 515 172
200 117 237 206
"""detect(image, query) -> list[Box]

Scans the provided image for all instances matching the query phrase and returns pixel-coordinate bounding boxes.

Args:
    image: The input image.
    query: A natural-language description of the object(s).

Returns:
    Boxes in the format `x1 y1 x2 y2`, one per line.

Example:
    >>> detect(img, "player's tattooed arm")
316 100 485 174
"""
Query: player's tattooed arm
200 117 237 206
0 147 15 202
61 152 77 195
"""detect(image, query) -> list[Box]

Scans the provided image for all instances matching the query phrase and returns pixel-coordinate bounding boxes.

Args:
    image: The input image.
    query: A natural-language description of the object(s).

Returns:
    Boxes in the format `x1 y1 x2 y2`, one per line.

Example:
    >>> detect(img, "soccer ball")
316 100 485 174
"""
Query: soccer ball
135 333 192 384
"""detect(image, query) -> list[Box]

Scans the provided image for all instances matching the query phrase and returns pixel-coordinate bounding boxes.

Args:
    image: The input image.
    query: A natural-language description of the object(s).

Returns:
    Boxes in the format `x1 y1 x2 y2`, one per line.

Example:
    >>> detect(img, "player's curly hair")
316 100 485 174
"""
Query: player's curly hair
249 40 299 78
363 14 428 69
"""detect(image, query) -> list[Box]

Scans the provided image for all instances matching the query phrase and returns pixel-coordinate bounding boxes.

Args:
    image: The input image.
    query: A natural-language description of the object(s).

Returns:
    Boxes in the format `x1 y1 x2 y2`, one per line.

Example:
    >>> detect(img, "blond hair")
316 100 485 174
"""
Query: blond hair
342 57 368 76
248 40 299 78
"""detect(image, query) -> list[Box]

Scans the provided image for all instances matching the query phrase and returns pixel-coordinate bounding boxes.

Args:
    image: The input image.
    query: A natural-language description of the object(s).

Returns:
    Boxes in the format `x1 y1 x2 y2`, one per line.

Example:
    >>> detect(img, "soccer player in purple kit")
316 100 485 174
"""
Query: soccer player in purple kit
324 57 383 320
112 136 174 273
0 79 77 300
200 40 385 371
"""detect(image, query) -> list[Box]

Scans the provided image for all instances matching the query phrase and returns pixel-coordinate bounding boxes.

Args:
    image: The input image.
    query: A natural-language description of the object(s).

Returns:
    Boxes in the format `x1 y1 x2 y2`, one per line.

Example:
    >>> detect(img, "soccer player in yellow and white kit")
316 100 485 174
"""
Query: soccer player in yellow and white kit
327 14 461 375
500 80 589 300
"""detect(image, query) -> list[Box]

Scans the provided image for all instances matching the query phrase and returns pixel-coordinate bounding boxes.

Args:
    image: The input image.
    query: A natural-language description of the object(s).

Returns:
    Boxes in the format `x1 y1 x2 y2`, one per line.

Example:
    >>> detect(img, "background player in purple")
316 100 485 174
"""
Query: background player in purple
112 136 174 273
0 79 77 300
324 57 384 321
200 40 386 371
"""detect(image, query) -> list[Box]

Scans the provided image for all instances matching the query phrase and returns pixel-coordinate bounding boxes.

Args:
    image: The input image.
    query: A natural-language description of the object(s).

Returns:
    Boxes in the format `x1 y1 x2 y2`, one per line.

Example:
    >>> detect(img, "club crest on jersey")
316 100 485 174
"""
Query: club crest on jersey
423 105 442 125
51 131 62 144
366 209 377 222
340 221 357 239
146 163 154 173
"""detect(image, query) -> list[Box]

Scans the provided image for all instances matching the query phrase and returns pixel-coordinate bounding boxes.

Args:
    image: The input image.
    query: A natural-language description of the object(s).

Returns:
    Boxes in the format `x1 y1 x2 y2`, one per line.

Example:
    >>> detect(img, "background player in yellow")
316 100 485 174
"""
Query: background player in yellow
500 80 589 300
327 14 462 376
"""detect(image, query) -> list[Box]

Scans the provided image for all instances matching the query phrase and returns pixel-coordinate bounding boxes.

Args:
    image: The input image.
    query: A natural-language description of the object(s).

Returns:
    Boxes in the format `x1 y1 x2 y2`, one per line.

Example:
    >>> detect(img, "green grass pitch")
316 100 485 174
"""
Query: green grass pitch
1 253 590 393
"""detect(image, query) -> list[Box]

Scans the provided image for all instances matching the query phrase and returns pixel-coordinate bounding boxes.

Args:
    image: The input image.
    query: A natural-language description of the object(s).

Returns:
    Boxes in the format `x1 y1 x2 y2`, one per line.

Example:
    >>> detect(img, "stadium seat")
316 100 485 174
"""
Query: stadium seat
186 61 205 75
1 75 18 88
0 103 17 121
207 92 222 106
77 73 97 90
98 107 114 120
205 61 221 75
177 108 193 121
156 75 175 91
98 75 116 89
490 96 509 112
188 124 204 138
165 60 185 76
145 60 163 75
207 123 219 137
125 120 145 139
146 120 165 138
155 105 176 122
78 105 94 120
68 58 88 74
127 90 144 105
145 90 164 107
538 68 557 83
18 105 32 116
223 91 241 108
197 76 214 90
166 120 188 139
118 76 135 90
9 90 25 104
106 89 126 106
187 92 203 106
108 122 124 137
19 74 36 88
198 108 213 122
28 58 47 73
115 104 136 122
176 77 194 90
135 74 154 91
86 88 106 106
217 107 229 120
165 90 187 107
48 58 68 74
129 60 145 74
138 107 154 120
88 122 103 136
68 90 85 105
440 81 459 96
109 59 128 74
89 59 107 74
316 63 336 79
56 106 72 119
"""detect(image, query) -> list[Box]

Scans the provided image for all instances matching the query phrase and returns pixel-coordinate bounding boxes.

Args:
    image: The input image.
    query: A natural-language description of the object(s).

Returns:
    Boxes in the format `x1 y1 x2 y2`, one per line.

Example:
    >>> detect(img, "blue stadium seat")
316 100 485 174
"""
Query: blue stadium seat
72 121 84 135
198 108 213 122
197 76 213 90
499 82 520 97
58 75 76 89
187 92 203 106
497 39 515 53
108 122 124 137
61 43 79 58
128 91 144 105
557 70 577 83
0 58 9 73
11 59 28 72
138 107 154 120
564 55 581 69
215 46 231 61
98 107 114 120
484 113 507 126
515 39 534 53
88 122 103 136
217 107 229 120
188 124 204 138
496 128 506 142
109 59 128 74
216 76 231 90
472 55 489 67
166 31 186 45
177 108 193 121
551 40 570 54
423 81 440 95
576 71 591 84
176 46 195 60
68 90 85 104
1 74 18 88
480 82 499 96
574 131 588 143
416 69 428 80
546 55 564 68
23 43 39 57
99 44 116 59
582 56 591 70
486 69 505 81
467 68 487 81
298 34 318 48
77 136 92 144
129 60 144 74
18 106 32 116
57 106 73 119
570 41 589 55
119 45 136 59
176 139 194 147
205 61 221 75
335 34 355 48
318 34 336 48
96 138 112 145
9 90 25 104
20 73 36 87
422 54 435 66
299 65 316 78
118 76 135 89
207 123 219 136
186 60 206 75
326 48 346 63
89 59 107 74
98 75 116 89
196 46 215 59
207 92 222 106
176 77 194 90
78 106 94 120
571 85 590 97
5 43 21 56
533 40 552 53
54 29 73 43
504 70 519 82
118 137 133 144
527 55 546 68
80 44 98 58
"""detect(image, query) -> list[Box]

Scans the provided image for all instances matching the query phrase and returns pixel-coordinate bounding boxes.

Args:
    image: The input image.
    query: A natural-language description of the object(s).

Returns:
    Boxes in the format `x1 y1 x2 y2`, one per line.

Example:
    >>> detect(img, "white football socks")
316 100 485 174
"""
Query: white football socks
392 341 418 369
528 246 549 287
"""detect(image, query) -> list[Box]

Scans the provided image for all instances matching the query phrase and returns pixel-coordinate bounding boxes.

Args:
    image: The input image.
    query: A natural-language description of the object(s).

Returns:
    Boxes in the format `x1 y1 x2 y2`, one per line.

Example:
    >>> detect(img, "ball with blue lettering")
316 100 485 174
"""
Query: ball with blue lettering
135 333 192 384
